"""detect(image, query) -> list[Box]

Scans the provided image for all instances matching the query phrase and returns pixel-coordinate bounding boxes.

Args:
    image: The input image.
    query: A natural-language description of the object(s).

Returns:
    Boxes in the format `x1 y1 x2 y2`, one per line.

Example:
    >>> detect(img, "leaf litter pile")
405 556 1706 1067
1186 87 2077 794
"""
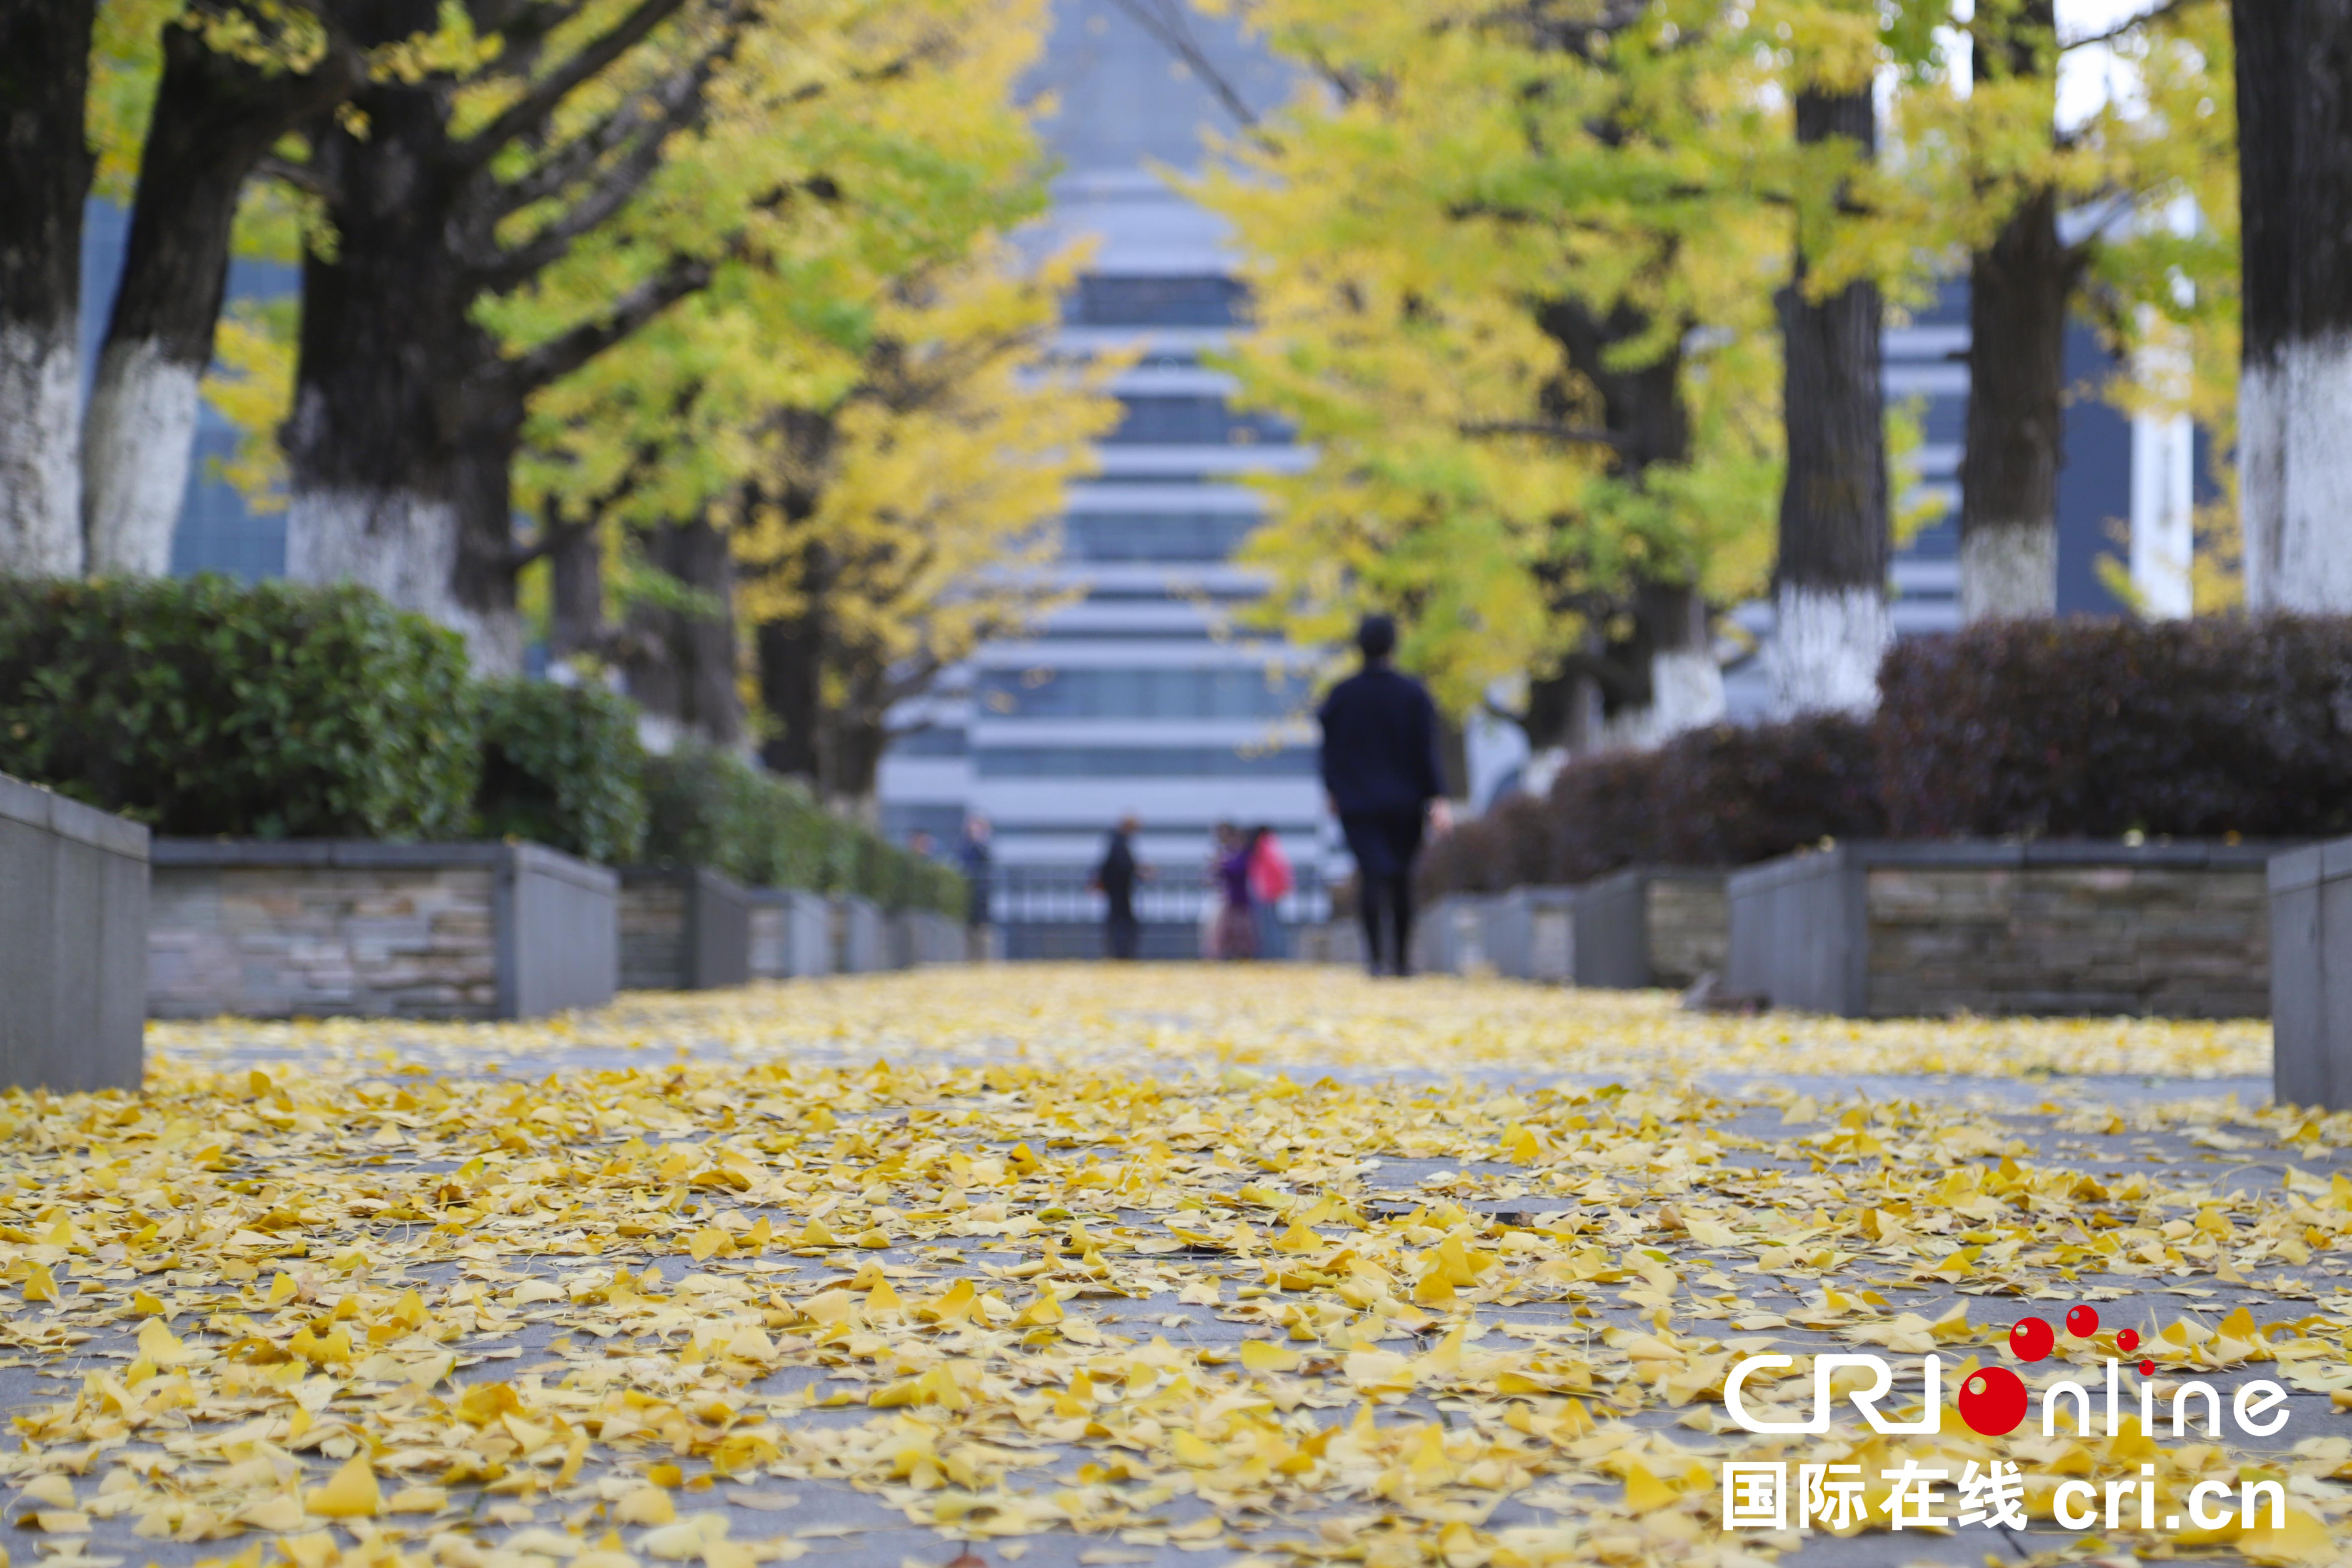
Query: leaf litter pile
2 965 2344 1568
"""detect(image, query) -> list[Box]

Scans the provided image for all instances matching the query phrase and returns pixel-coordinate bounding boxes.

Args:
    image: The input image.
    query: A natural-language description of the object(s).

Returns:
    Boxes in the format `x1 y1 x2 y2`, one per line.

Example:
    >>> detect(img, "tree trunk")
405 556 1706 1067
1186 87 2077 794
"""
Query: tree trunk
85 10 351 574
1772 88 1891 717
281 40 523 670
1533 298 1724 744
623 517 743 749
2236 1 2352 610
0 0 96 574
1631 580 1722 737
756 599 825 783
1961 185 2072 619
548 504 605 663
1958 1 2073 622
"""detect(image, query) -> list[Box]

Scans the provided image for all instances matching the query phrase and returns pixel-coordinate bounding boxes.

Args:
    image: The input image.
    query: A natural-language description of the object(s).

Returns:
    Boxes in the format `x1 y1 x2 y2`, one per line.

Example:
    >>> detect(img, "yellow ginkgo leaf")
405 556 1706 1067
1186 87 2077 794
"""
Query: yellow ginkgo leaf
304 1456 379 1519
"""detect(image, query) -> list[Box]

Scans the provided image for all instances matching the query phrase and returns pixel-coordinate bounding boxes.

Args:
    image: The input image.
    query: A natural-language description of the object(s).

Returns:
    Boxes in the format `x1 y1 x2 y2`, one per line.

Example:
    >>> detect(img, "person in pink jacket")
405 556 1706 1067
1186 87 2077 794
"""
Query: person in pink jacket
1246 825 1292 960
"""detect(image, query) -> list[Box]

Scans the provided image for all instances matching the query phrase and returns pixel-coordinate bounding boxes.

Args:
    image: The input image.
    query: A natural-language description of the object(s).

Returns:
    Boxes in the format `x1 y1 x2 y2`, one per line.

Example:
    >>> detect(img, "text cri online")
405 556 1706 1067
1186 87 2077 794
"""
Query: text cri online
1718 1352 2292 1534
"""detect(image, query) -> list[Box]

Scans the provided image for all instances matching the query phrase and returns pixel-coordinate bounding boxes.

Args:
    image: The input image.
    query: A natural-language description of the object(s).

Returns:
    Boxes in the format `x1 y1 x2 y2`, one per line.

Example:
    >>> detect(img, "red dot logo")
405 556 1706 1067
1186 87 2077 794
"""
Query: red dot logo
2140 1359 2154 1375
2116 1327 2140 1353
1957 1366 2029 1435
2009 1316 2053 1361
2066 1305 2100 1337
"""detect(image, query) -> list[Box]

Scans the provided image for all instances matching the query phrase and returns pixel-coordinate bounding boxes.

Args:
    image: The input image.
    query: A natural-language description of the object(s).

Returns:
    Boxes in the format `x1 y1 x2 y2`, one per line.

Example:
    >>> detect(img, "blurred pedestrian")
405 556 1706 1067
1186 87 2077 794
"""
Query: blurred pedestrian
1317 613 1449 976
1209 822 1256 960
1245 825 1292 960
1093 815 1149 960
956 814 993 958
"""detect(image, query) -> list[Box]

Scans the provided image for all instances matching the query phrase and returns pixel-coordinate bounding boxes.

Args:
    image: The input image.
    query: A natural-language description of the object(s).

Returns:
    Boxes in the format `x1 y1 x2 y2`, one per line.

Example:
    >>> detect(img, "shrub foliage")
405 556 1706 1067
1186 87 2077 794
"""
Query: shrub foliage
644 741 963 913
0 577 952 906
474 679 648 864
1427 615 2352 898
1877 617 2352 839
0 575 478 838
1422 714 1881 895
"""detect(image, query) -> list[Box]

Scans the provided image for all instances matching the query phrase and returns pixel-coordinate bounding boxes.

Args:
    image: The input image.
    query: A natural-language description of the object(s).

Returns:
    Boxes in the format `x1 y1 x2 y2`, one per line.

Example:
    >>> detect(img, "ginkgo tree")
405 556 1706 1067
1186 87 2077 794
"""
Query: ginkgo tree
1877 0 2237 622
732 243 1128 803
1192 0 1786 747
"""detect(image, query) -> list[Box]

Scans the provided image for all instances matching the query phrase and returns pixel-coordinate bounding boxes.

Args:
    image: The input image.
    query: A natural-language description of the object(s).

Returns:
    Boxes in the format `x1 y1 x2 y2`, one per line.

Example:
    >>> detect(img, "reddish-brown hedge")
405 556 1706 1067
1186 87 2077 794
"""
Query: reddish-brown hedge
1420 714 1882 896
1876 616 2352 839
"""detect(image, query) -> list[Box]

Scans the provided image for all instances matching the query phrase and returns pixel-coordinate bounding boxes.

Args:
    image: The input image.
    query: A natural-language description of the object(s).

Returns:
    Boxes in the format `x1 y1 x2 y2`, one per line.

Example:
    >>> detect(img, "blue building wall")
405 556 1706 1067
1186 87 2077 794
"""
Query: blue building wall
2056 320 2135 616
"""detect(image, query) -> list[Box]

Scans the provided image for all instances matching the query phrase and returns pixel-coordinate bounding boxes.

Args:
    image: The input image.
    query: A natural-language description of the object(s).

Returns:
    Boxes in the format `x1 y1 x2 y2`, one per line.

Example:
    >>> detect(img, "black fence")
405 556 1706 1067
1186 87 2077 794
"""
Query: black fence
988 863 1330 961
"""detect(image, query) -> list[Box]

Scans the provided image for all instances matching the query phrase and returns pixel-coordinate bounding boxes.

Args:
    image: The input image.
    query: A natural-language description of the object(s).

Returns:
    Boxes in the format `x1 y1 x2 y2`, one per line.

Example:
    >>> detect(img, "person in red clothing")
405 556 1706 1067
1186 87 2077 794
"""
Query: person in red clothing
1245 824 1292 959
1317 613 1450 975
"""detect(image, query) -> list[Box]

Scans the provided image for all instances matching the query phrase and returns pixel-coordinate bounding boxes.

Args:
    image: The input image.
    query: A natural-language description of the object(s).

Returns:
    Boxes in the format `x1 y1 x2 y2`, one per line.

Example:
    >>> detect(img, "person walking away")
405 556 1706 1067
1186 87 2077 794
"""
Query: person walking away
1317 613 1449 976
956 814 993 959
1246 825 1292 959
1093 815 1147 960
1209 822 1257 960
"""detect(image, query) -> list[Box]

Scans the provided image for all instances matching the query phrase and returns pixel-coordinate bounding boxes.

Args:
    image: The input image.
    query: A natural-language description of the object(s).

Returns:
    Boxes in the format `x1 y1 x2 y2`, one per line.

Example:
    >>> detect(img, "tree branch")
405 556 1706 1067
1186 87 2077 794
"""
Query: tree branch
504 253 713 392
449 0 693 173
2059 0 2208 51
477 118 676 284
253 152 330 198
1459 419 1626 448
1101 0 1262 130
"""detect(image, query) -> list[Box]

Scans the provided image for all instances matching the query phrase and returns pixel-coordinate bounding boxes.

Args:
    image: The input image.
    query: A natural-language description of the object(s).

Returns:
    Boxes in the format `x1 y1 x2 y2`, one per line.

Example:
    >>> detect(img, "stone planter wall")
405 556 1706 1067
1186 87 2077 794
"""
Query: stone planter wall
749 888 833 980
2 774 148 1090
1412 896 1496 975
893 909 967 966
1482 887 1577 983
836 895 889 973
1573 869 1728 989
150 840 614 1020
1727 841 2275 1018
1299 921 1364 967
620 868 754 991
2270 842 2352 1108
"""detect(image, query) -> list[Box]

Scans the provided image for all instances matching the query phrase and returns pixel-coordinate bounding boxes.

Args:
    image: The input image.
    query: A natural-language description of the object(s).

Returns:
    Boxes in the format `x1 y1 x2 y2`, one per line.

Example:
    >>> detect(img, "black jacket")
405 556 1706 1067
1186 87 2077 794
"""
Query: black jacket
1317 665 1445 814
1096 832 1138 910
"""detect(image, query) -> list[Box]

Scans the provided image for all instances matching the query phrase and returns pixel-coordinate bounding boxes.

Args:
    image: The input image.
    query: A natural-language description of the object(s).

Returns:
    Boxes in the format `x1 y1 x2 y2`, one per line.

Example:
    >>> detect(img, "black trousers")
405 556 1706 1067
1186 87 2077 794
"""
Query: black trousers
1106 905 1140 960
1340 809 1425 975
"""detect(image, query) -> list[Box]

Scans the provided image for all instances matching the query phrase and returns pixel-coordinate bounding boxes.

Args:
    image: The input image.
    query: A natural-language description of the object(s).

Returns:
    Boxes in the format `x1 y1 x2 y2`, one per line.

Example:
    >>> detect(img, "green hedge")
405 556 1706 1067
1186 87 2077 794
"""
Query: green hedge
643 741 834 888
643 741 963 914
0 574 964 912
0 575 478 837
474 678 647 864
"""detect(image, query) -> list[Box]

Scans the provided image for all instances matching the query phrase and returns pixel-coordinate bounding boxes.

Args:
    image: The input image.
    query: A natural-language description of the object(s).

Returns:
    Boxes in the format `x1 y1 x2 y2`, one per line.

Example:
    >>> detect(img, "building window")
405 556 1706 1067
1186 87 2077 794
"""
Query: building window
1067 275 1247 327
974 667 1307 719
887 727 969 757
974 746 1316 778
1104 396 1292 446
1062 513 1261 562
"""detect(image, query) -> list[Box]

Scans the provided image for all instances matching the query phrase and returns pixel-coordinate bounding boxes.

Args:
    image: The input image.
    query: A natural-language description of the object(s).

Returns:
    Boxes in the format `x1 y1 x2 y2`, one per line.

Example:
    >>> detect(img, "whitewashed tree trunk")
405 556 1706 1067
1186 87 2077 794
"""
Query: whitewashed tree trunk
1771 584 1889 719
1649 645 1726 734
2242 337 2352 610
0 326 84 574
1772 87 1891 717
0 0 95 574
82 341 202 574
2235 6 2352 609
284 485 522 673
1959 520 2058 621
